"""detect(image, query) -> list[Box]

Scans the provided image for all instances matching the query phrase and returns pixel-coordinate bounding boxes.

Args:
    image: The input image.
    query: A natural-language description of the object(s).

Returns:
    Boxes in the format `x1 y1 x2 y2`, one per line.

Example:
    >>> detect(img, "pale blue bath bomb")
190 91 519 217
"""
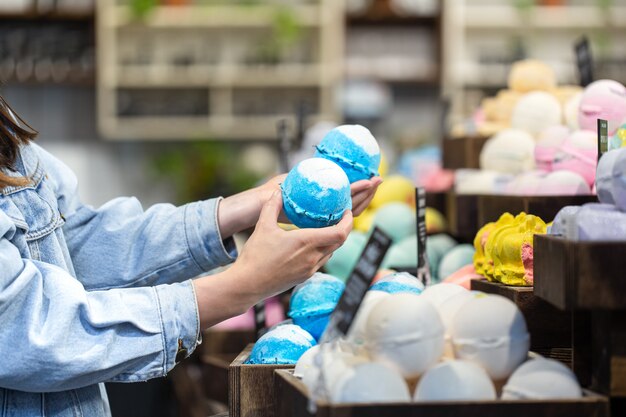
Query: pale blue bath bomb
370 272 424 295
282 158 352 229
381 235 418 269
288 273 345 340
314 125 380 183
426 234 458 282
324 231 368 282
372 202 416 243
437 244 475 281
246 324 316 364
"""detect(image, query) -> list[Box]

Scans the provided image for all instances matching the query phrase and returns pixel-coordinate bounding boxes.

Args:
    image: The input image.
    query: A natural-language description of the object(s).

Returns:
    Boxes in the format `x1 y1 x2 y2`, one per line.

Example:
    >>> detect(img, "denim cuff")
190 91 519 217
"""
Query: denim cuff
154 280 200 372
184 198 237 273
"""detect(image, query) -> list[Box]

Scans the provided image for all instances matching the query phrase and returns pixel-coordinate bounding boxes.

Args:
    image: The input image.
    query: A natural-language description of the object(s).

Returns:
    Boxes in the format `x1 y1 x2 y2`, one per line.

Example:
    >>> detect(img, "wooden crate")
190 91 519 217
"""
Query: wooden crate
470 279 571 362
533 235 626 310
446 192 479 243
590 311 626 398
442 135 489 170
274 369 609 417
230 344 294 417
477 195 597 226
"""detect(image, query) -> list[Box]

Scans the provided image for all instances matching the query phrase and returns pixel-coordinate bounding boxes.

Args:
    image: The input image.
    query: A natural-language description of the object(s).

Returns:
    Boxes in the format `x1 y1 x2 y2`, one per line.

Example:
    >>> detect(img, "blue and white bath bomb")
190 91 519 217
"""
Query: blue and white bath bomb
370 272 424 295
246 324 316 364
282 158 352 229
315 124 381 183
288 273 345 340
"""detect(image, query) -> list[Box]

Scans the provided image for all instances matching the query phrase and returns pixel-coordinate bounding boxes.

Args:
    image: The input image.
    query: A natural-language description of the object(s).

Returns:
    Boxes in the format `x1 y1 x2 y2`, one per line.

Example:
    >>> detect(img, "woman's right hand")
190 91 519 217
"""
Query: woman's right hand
193 190 352 329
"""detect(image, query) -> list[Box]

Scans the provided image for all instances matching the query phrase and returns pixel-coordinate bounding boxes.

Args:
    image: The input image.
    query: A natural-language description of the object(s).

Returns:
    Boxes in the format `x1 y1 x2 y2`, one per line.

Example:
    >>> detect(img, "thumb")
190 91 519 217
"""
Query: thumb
259 190 283 226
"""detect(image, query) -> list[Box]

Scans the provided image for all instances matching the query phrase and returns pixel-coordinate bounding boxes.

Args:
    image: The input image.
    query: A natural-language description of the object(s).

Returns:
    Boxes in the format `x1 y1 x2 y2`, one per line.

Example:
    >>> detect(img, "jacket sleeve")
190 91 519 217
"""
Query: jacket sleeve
0 211 200 392
33 144 237 291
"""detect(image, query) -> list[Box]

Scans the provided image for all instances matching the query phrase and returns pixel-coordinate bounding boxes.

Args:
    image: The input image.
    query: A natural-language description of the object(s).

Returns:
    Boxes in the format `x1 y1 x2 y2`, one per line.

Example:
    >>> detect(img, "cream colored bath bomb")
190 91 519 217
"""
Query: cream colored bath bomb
508 60 556 93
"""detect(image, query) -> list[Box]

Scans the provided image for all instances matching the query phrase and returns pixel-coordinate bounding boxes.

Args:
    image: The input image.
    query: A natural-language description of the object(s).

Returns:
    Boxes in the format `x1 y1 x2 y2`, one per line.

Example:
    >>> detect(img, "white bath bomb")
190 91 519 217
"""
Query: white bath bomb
346 290 390 345
330 362 411 404
294 345 321 378
365 293 444 378
414 360 497 402
502 358 582 400
455 170 514 195
536 170 591 196
479 129 536 174
420 283 468 311
450 294 530 380
511 92 563 137
564 92 582 131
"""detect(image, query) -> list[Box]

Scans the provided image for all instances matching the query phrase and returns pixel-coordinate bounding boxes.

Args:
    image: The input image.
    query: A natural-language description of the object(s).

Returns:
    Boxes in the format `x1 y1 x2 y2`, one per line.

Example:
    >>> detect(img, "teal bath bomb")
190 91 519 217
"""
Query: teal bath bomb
437 244 476 282
324 231 368 282
372 202 416 243
426 234 458 282
381 235 418 269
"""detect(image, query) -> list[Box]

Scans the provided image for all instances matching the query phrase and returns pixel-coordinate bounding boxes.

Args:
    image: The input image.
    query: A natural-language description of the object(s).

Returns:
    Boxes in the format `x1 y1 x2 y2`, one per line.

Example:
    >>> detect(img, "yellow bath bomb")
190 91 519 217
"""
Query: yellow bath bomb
480 213 516 281
426 207 447 234
354 208 375 233
508 60 556 93
370 175 415 209
379 152 389 178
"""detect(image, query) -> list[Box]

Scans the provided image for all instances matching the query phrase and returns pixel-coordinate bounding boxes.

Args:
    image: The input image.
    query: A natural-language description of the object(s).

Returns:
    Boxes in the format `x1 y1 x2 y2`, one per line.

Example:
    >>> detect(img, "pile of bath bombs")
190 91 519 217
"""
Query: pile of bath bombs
294 283 582 404
550 147 626 240
473 212 548 286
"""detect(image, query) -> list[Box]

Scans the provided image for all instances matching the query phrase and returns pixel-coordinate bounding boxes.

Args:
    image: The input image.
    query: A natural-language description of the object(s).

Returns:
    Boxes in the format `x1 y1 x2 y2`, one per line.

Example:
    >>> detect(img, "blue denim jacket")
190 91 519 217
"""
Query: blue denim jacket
0 143 237 416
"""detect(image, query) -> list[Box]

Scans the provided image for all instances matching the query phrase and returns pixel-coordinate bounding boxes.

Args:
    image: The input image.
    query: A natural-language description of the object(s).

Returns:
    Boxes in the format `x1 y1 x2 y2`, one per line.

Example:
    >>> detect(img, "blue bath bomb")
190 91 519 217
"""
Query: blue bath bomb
288 272 345 340
314 125 381 183
282 158 352 229
246 324 316 364
426 234 458 282
372 202 416 243
371 272 424 295
437 244 475 281
324 231 368 282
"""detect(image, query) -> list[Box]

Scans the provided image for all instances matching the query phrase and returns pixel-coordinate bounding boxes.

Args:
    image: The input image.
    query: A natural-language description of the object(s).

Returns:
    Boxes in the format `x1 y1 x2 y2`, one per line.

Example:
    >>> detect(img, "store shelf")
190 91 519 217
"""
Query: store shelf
107 5 322 28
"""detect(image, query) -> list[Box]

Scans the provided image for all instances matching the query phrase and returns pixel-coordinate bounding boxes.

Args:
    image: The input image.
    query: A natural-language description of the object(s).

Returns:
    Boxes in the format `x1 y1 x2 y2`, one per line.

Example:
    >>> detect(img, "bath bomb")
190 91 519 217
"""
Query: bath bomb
566 203 626 241
442 265 483 290
608 147 626 211
511 92 563 137
294 344 321 378
372 202 416 243
549 205 582 236
426 234 458 281
438 291 484 333
502 358 582 400
536 170 591 195
414 360 497 402
369 175 415 209
482 89 521 123
426 207 447 234
365 293 445 378
552 130 597 186
508 60 557 93
611 123 626 150
437 244 475 282
450 295 530 380
288 273 345 340
455 169 514 195
281 158 351 229
578 79 626 135
381 235 417 269
551 85 584 106
479 129 536 174
324 231 368 282
420 283 468 311
303 348 368 395
353 208 375 233
505 171 546 196
315 124 381 183
534 125 570 172
370 271 424 295
246 324 316 364
475 213 516 279
347 290 390 345
564 92 582 131
330 362 411 404
596 149 621 205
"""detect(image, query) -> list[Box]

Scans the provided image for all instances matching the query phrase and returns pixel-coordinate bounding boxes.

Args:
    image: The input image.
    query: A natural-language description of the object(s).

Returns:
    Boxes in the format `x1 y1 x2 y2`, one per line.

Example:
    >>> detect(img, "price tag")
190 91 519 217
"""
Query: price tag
598 118 609 161
415 187 431 286
253 302 266 340
575 36 593 87
277 119 291 172
321 227 392 342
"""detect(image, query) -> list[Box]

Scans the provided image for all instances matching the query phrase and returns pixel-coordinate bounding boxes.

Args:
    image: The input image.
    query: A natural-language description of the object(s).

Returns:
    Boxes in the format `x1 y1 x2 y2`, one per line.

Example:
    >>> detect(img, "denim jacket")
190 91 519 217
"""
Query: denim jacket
0 143 237 416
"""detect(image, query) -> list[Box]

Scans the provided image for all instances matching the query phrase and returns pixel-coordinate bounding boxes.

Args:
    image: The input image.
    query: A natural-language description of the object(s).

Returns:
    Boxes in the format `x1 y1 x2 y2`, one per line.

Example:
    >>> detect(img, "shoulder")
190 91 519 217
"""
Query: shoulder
28 142 79 195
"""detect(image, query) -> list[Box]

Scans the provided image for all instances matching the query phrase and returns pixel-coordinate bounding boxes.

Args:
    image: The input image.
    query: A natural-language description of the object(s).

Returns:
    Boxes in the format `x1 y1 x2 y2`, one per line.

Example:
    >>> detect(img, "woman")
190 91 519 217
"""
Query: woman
0 95 380 416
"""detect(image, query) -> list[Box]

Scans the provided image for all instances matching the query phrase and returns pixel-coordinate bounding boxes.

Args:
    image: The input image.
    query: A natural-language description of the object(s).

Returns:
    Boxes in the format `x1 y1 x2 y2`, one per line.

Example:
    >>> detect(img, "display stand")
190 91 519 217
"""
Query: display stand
445 192 479 243
442 135 489 169
274 369 609 417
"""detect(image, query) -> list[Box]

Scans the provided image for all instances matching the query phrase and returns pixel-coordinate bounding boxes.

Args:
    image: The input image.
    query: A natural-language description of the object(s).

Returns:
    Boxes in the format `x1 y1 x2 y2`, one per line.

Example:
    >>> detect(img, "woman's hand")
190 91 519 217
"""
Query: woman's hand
194 191 352 329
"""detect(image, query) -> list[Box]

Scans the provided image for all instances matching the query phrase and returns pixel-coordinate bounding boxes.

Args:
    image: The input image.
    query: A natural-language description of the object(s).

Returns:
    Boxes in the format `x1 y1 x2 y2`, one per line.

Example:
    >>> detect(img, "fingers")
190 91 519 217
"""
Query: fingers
350 176 383 196
314 252 333 272
297 210 353 247
353 190 377 216
259 190 283 227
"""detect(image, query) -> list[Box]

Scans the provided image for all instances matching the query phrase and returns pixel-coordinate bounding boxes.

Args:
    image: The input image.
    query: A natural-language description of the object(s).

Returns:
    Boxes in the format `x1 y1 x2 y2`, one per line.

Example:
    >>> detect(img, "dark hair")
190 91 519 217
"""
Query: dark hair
0 94 37 188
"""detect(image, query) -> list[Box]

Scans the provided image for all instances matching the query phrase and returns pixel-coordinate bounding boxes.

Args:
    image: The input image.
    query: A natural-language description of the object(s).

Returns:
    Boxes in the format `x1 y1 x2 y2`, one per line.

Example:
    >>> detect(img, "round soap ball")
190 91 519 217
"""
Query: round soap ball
536 170 591 196
420 283 469 310
450 294 530 380
578 79 626 135
294 344 321 378
426 234 459 281
609 147 626 211
288 273 345 341
282 158 351 229
247 324 316 364
330 362 411 404
511 92 563 137
372 202 416 243
596 149 622 205
552 130 598 186
438 244 476 282
564 92 582 131
502 357 582 400
414 360 497 402
508 60 557 93
365 293 445 378
347 290 390 345
324 231 368 282
369 175 415 209
315 124 381 183
353 208 375 233
426 207 447 234
479 129 536 174
370 271 425 295
535 125 570 172
381 235 417 270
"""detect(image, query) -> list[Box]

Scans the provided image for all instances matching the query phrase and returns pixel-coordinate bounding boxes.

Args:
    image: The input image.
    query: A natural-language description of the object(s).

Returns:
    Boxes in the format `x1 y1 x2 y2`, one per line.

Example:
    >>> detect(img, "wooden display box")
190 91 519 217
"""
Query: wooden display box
533 235 626 310
446 192 479 243
477 195 597 226
442 135 489 170
470 279 572 363
230 344 294 417
274 369 609 417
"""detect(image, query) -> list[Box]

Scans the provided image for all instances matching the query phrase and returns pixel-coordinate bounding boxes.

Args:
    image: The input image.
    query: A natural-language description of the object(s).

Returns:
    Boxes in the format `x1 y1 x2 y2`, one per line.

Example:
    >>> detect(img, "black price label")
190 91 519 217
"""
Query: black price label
575 37 593 87
277 119 291 172
321 227 392 341
598 118 609 161
253 301 266 340
415 187 431 286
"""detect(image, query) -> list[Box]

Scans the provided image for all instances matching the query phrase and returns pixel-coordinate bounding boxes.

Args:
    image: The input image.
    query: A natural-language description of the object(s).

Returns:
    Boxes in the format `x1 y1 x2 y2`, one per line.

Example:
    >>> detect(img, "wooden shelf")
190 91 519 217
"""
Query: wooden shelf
0 10 94 21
